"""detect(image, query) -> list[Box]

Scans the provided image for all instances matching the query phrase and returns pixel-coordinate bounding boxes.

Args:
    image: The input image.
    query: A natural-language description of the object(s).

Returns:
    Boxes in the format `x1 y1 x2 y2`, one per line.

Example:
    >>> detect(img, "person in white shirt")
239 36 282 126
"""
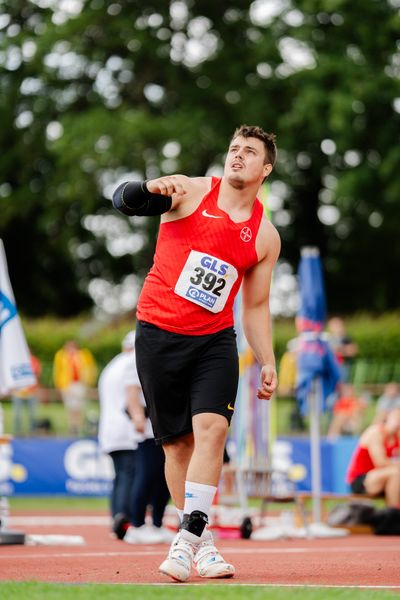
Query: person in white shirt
98 332 173 544
98 332 139 526
124 347 173 544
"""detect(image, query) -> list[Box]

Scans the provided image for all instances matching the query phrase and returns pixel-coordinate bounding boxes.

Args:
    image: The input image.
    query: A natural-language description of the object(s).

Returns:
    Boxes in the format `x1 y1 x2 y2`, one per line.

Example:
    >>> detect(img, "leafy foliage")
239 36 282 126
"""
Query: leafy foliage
1 0 399 315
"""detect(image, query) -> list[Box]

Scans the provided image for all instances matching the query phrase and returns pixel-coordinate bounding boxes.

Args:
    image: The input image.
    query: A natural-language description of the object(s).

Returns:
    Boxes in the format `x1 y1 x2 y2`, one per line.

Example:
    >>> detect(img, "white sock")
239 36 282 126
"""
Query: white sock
176 508 184 523
184 481 217 519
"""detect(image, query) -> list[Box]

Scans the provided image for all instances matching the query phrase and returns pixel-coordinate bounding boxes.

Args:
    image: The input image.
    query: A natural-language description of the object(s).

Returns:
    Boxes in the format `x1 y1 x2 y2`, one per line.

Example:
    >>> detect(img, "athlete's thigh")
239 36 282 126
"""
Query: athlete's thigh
135 321 194 441
190 328 239 421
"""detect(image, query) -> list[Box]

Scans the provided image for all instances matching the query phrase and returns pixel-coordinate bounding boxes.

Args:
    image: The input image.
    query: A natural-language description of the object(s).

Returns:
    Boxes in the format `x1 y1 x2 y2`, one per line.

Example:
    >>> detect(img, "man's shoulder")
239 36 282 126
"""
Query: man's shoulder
261 214 280 238
256 215 281 261
185 175 212 195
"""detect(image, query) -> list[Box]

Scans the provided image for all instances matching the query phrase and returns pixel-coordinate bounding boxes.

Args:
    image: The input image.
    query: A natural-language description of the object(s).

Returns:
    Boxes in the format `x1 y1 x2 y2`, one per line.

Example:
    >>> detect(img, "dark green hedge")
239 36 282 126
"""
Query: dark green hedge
23 312 400 378
273 313 400 363
23 316 134 369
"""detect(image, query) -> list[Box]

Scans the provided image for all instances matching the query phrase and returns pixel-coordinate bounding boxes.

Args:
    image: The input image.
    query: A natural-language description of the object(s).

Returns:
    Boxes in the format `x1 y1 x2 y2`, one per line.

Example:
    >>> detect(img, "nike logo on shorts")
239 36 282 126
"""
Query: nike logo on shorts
227 403 234 411
202 209 223 219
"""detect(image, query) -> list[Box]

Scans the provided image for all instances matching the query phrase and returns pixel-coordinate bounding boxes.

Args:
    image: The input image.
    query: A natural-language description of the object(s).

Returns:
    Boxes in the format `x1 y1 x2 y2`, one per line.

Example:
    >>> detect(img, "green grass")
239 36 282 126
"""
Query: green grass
0 396 314 438
0 583 397 600
9 495 108 512
1 398 100 438
8 494 384 519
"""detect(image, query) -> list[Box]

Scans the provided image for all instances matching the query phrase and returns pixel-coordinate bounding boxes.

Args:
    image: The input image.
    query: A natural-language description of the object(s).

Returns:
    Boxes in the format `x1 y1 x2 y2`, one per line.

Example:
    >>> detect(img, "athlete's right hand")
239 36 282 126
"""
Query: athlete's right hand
146 175 187 199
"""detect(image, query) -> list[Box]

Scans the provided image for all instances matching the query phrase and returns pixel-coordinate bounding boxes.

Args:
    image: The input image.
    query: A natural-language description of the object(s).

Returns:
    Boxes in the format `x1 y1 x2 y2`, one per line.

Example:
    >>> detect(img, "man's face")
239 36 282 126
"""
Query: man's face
224 135 272 189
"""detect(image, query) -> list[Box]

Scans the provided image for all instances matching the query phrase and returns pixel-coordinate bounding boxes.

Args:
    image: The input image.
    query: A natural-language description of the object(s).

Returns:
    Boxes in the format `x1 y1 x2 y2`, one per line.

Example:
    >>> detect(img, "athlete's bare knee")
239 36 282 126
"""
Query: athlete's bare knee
193 414 228 450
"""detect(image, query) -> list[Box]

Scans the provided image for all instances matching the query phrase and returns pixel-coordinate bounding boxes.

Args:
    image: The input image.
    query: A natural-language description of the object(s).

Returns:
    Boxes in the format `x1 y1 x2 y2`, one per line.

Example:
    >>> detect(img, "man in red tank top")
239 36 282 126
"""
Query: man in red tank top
346 407 400 506
113 125 281 582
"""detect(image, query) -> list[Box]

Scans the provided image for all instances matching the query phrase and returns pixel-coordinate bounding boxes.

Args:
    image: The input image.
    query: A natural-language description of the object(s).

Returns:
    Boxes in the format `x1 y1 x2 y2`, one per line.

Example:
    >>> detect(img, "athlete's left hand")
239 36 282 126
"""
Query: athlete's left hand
146 175 187 199
257 364 278 400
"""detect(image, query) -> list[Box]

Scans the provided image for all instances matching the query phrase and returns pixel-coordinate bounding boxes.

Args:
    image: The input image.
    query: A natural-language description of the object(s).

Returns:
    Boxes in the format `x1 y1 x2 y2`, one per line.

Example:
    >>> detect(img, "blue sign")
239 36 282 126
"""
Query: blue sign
0 436 359 496
0 291 17 333
0 438 113 496
279 436 358 494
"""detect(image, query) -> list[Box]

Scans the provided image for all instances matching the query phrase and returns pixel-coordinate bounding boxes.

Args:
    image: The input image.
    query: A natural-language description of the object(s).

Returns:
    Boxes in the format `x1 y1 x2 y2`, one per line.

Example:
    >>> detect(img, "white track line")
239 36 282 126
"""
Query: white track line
1 545 400 559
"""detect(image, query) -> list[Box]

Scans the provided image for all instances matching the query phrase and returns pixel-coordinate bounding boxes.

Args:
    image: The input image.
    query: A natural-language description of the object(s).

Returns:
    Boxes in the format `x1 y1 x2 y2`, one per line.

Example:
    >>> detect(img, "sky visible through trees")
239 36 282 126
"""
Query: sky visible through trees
1 0 399 318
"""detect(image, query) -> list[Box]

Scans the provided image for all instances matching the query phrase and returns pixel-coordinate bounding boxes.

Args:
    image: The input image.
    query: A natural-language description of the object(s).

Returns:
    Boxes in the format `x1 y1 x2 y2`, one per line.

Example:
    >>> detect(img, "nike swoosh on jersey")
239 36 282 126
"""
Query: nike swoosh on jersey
202 209 223 219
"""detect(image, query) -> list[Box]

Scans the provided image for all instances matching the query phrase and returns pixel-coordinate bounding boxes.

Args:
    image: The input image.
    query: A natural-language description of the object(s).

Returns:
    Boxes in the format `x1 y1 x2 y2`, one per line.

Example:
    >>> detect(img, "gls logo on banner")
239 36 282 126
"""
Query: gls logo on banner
0 291 17 333
64 440 114 495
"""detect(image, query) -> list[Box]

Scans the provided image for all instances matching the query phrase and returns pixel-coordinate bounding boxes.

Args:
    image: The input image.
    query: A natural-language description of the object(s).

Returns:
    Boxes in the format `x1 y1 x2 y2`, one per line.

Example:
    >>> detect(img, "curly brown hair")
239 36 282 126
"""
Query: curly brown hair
231 125 277 166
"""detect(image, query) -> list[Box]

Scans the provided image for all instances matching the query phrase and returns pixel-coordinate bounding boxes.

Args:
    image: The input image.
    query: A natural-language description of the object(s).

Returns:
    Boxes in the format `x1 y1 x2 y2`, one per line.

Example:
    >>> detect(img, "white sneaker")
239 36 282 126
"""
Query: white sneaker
194 530 235 578
124 524 165 544
159 531 198 582
153 526 177 543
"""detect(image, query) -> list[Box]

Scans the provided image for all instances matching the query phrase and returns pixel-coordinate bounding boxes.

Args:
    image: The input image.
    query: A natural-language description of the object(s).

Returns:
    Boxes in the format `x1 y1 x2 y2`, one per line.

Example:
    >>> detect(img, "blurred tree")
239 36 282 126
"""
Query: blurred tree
0 0 399 316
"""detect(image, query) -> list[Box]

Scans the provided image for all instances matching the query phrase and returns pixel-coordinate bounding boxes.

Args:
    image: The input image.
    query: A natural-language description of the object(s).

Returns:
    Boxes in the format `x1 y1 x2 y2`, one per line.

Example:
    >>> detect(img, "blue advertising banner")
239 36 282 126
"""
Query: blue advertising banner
277 436 358 494
0 438 113 496
0 436 358 496
275 437 332 493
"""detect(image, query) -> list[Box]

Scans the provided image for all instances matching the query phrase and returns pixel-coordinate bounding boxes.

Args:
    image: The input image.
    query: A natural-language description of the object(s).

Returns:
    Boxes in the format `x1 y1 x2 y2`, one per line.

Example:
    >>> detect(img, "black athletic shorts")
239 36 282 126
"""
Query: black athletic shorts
350 474 367 494
135 320 239 445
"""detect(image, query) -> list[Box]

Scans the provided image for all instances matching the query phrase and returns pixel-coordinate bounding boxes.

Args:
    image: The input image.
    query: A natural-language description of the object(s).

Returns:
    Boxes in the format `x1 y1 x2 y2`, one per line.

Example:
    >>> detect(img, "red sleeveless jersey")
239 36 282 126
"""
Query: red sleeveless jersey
346 427 400 483
136 177 264 335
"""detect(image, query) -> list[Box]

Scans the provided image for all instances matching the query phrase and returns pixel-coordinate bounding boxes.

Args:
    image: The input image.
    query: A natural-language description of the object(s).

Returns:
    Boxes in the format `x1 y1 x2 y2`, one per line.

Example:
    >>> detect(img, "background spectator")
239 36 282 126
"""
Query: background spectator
11 352 41 435
374 382 400 423
277 339 298 397
346 407 400 507
98 331 172 544
98 332 139 531
277 338 305 431
328 383 368 437
327 317 358 383
53 340 97 435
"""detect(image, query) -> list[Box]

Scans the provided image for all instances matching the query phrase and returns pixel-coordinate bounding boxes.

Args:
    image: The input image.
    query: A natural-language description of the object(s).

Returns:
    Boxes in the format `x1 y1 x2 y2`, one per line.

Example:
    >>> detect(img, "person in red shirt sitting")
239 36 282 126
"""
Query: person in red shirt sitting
346 408 400 507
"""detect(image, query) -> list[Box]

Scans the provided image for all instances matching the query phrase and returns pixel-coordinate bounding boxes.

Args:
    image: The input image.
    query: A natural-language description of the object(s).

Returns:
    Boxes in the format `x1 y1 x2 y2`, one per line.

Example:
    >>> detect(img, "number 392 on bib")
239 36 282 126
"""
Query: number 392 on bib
174 250 238 314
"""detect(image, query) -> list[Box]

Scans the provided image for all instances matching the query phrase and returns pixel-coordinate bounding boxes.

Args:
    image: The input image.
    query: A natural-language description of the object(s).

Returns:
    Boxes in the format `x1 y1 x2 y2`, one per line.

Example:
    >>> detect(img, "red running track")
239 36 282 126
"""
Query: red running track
0 513 399 589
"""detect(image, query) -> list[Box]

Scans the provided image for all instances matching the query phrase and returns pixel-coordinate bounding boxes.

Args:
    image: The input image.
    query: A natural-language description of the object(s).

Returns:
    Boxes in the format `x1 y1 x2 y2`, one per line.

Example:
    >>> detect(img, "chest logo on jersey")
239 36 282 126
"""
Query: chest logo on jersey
202 209 223 219
240 227 252 242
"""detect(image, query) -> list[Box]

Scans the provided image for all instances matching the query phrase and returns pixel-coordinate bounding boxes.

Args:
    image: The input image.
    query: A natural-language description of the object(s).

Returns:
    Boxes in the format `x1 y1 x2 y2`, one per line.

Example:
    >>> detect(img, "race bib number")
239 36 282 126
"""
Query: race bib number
174 250 238 313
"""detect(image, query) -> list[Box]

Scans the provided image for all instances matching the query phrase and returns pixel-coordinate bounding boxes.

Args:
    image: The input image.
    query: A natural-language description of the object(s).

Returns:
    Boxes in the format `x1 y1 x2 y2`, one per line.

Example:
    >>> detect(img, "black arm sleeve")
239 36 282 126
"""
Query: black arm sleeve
112 181 172 216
